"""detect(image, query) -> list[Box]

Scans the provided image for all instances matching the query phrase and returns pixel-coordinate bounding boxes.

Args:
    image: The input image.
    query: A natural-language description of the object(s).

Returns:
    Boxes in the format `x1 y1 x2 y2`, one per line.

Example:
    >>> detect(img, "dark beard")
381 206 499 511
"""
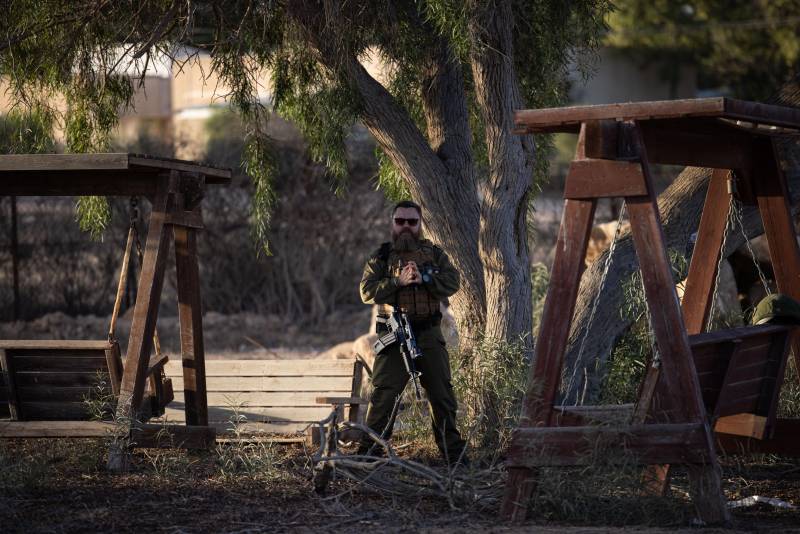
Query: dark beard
393 231 419 252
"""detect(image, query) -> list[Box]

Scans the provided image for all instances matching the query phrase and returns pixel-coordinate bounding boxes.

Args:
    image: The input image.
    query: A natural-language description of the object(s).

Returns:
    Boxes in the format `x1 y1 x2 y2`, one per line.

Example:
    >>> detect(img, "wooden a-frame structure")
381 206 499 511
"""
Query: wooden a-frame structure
0 154 231 464
501 98 800 523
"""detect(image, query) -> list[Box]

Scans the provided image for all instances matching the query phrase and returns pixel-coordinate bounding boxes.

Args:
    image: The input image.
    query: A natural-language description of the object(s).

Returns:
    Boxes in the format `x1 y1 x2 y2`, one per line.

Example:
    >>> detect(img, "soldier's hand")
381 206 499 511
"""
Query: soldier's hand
405 262 421 284
397 266 416 286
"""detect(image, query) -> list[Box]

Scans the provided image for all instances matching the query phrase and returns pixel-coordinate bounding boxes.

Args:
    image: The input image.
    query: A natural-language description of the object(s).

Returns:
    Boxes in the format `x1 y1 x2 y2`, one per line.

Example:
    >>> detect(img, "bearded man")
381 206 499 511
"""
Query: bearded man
357 200 467 464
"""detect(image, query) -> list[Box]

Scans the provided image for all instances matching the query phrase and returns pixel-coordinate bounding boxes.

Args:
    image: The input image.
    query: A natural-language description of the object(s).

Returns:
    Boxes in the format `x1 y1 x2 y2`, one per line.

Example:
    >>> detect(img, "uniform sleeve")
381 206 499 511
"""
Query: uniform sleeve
360 251 398 305
425 247 459 299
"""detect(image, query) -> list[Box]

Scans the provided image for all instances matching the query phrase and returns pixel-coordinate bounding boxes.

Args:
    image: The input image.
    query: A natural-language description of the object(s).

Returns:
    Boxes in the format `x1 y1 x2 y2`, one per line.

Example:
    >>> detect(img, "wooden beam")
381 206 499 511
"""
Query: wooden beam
626 122 729 524
174 222 209 427
0 340 114 350
506 423 712 467
715 418 800 455
104 342 123 397
514 97 800 134
753 137 800 377
0 420 115 437
563 159 648 199
131 423 216 449
638 120 754 169
501 127 598 522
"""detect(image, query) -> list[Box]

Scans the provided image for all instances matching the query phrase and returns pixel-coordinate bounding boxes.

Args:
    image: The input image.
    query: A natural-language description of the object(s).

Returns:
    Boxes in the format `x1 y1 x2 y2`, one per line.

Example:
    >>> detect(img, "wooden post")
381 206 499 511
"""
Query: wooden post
637 168 732 494
108 174 176 470
10 196 20 321
0 349 20 420
625 123 729 524
500 125 598 521
174 219 209 426
753 138 800 375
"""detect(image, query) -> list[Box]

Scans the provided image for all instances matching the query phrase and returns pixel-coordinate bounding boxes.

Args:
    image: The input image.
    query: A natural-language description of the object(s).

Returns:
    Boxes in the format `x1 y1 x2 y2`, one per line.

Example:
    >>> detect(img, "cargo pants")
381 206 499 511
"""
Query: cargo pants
359 324 466 460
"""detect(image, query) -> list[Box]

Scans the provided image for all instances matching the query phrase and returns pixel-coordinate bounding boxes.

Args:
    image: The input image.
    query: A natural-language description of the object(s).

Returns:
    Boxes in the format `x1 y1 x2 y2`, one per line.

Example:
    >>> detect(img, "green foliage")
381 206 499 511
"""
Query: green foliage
76 195 111 242
0 107 55 153
601 249 689 404
1 0 611 249
609 1 800 100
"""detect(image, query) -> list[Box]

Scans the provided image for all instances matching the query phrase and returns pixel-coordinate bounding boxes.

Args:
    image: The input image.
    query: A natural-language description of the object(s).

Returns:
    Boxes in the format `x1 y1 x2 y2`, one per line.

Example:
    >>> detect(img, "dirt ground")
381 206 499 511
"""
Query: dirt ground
1 437 798 533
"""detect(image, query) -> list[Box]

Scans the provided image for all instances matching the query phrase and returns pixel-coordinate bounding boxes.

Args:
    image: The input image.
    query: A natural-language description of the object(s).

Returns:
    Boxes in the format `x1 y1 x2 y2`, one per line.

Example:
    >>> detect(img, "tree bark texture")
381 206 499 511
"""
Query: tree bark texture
469 0 536 350
562 80 800 404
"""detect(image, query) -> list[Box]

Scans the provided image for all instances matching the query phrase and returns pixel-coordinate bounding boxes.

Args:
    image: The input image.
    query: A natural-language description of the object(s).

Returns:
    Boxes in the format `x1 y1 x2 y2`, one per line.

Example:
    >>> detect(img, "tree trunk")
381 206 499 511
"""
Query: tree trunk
469 0 536 350
562 80 800 404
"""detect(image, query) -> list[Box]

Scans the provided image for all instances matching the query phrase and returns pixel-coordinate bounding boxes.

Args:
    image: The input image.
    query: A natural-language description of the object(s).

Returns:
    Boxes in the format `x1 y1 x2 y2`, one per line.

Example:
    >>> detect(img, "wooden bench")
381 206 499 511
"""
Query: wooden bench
690 324 793 440
158 359 367 440
0 340 173 436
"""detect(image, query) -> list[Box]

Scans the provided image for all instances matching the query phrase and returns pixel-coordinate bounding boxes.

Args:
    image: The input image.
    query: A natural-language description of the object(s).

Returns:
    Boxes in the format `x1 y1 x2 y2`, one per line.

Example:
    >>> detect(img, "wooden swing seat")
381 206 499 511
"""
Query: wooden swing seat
0 339 173 435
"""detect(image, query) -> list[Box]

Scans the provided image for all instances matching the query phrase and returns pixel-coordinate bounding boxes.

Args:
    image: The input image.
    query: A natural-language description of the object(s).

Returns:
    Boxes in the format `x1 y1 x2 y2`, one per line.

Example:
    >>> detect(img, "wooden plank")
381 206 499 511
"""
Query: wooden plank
131 423 216 449
514 97 800 134
506 424 712 467
0 349 20 420
0 153 230 182
13 372 104 388
563 159 648 199
0 340 113 350
163 359 356 377
502 127 598 522
0 420 115 437
16 386 96 402
169 376 353 392
9 356 108 372
175 391 352 406
19 401 94 420
165 210 204 229
522 196 597 424
714 413 767 439
688 324 790 348
174 223 208 426
206 421 313 434
682 169 732 334
316 396 369 405
715 394 762 416
161 406 334 423
552 404 634 425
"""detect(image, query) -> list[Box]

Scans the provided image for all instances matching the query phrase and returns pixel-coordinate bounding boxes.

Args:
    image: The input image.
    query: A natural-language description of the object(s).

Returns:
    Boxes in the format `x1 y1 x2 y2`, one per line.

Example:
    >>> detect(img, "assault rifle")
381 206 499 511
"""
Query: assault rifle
373 312 423 399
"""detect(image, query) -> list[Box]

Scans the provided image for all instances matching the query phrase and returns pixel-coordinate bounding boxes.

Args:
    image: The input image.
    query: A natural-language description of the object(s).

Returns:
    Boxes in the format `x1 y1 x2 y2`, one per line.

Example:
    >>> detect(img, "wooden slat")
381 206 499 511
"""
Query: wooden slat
16 386 96 402
131 423 216 449
163 360 357 377
315 396 369 405
714 414 767 439
715 394 762 416
161 406 333 423
9 356 107 372
639 120 754 169
205 421 312 434
19 401 94 420
178 391 351 406
506 423 712 467
13 372 103 388
562 159 648 199
688 324 790 348
552 404 634 425
0 340 113 350
0 420 115 437
169 376 352 392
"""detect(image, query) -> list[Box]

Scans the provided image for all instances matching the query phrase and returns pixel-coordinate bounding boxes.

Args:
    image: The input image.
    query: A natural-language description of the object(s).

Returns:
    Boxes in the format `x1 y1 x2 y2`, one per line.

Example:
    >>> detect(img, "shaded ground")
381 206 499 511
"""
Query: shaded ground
1 438 798 533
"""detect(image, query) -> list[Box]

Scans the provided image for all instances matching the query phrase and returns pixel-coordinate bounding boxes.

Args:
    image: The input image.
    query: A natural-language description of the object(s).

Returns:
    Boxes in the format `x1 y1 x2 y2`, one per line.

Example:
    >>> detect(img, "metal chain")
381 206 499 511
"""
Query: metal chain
732 197 772 296
706 192 734 332
563 200 627 406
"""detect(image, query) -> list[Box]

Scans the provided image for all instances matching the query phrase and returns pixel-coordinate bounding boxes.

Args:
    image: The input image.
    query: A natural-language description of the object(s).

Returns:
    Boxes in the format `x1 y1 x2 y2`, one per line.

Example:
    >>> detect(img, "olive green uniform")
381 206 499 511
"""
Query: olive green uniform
359 239 466 460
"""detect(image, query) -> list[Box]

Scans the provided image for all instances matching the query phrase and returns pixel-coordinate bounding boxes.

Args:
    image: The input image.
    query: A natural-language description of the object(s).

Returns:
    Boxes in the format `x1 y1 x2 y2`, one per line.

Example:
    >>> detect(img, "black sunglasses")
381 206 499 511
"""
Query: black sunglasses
394 217 419 227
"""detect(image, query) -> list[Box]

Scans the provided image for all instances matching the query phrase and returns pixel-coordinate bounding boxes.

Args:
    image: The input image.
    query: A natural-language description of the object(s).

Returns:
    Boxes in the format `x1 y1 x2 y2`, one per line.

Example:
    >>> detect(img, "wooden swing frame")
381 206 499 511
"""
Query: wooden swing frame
0 153 231 463
501 98 800 523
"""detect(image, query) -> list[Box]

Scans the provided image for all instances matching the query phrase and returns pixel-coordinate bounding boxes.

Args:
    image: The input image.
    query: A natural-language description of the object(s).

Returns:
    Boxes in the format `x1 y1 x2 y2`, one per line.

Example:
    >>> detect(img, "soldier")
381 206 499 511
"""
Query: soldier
357 200 467 465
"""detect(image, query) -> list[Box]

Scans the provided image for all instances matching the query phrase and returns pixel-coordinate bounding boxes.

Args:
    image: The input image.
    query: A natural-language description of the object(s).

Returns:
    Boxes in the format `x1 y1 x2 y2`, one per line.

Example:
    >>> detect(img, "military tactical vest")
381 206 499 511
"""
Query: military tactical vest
377 243 440 319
